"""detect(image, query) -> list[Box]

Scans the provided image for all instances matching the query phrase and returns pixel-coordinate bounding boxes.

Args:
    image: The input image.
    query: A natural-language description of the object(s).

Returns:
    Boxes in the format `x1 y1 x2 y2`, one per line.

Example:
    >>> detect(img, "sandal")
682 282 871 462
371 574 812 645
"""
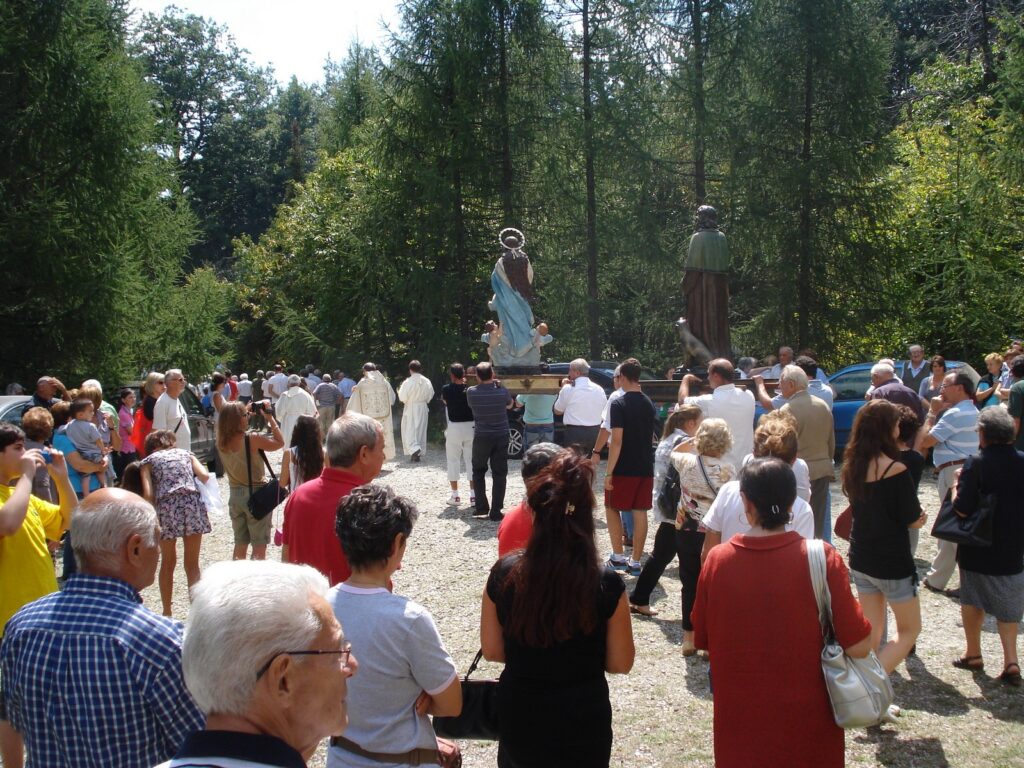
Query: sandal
629 603 659 617
952 655 984 671
998 663 1022 687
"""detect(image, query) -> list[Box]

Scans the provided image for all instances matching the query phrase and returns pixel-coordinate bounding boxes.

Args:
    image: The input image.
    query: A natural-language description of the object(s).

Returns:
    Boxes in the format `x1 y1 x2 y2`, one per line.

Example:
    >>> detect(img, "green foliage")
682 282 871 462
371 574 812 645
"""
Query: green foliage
133 8 308 267
884 25 1024 362
0 0 195 387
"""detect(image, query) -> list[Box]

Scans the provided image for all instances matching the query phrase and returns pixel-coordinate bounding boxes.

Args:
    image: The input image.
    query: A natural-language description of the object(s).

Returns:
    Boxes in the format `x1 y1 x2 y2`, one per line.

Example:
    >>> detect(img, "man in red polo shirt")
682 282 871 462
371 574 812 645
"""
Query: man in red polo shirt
281 412 385 584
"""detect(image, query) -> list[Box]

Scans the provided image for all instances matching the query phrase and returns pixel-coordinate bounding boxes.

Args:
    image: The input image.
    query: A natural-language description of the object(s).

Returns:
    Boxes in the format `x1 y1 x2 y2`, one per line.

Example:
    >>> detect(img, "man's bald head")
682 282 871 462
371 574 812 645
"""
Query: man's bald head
72 489 160 588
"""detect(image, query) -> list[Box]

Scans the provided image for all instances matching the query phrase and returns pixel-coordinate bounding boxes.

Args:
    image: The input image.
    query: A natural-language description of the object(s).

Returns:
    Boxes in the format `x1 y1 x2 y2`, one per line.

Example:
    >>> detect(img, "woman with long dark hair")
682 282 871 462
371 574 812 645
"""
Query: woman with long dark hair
842 399 926 673
481 449 634 768
280 414 325 492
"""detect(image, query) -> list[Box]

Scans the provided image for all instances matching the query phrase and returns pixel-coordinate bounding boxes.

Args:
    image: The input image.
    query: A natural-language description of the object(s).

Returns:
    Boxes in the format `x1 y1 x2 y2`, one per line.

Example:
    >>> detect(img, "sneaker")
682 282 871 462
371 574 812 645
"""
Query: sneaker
607 557 629 572
469 492 476 504
472 508 489 518
446 492 460 506
627 560 642 576
489 512 505 522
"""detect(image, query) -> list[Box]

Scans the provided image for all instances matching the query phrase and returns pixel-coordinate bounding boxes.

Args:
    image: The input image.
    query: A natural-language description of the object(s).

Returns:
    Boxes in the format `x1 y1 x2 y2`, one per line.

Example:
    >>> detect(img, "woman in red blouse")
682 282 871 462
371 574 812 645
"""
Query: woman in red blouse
692 458 872 768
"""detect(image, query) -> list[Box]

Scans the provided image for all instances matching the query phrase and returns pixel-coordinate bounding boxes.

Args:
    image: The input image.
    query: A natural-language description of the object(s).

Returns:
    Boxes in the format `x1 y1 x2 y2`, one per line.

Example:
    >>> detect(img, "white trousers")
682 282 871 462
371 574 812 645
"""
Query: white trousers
402 401 430 455
445 421 475 483
926 464 960 589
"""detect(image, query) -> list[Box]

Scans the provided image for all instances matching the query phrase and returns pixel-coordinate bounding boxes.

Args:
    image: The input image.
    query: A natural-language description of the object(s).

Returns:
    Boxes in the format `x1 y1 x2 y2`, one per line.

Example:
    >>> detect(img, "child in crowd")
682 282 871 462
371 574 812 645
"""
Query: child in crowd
63 398 109 496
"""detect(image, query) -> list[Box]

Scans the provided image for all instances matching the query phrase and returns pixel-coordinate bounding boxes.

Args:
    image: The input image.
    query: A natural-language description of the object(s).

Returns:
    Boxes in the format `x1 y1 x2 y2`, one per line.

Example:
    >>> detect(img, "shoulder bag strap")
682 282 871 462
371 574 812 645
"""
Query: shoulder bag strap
464 648 484 681
806 539 836 641
697 455 719 498
244 434 254 494
259 448 279 482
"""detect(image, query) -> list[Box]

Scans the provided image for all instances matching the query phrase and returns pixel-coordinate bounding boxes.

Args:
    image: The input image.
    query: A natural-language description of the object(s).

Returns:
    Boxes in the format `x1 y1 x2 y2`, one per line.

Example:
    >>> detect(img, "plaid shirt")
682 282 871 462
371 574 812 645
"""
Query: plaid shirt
0 574 204 768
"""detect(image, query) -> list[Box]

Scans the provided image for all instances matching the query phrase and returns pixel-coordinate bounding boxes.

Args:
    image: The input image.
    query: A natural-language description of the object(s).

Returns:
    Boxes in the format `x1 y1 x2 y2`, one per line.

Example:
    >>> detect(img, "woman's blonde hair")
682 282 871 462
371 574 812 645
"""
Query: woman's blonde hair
143 371 165 398
752 413 798 464
217 402 249 450
80 385 103 410
695 417 732 458
985 352 1004 365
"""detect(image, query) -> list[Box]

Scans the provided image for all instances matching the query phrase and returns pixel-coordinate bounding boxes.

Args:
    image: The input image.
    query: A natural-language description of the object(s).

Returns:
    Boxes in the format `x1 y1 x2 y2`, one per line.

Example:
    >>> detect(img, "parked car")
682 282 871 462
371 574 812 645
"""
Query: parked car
0 396 32 427
827 360 979 455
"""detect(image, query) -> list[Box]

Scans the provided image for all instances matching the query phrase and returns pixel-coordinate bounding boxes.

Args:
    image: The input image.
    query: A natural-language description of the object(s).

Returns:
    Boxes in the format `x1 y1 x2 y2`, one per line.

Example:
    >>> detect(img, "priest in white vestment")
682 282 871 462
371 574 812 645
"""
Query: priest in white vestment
347 362 397 460
397 360 435 460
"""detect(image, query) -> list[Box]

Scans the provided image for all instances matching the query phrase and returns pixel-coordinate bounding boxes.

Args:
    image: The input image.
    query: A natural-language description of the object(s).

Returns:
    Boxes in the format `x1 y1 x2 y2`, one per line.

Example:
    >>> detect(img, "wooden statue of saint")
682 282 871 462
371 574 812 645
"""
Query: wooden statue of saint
682 205 730 358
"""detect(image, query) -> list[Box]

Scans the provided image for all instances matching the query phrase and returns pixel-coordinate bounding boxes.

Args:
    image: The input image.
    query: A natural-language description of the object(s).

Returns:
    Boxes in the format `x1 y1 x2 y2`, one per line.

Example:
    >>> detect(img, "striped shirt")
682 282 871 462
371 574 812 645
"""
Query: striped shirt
930 399 980 465
466 382 513 436
0 574 204 768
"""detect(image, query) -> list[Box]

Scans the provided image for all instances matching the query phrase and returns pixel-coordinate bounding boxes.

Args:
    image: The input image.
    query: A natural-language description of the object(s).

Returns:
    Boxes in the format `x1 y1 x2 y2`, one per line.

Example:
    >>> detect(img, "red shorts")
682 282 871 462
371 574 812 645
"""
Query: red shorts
605 475 653 511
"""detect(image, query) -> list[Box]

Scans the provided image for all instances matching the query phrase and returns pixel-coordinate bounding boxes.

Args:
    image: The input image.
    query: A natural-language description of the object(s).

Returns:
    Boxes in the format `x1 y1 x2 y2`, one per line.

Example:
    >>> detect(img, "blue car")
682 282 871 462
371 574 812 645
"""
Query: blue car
828 360 979 455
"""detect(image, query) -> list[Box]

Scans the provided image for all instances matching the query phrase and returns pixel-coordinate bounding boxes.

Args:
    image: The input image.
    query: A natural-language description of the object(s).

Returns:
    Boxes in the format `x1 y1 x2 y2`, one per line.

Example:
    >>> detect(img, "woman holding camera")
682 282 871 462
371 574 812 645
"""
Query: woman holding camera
216 401 283 561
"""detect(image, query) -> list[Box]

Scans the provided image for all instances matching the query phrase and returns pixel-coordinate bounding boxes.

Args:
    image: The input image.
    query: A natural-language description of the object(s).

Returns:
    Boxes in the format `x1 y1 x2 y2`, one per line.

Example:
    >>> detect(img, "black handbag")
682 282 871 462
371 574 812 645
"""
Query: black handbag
245 434 289 521
432 650 499 741
930 462 995 547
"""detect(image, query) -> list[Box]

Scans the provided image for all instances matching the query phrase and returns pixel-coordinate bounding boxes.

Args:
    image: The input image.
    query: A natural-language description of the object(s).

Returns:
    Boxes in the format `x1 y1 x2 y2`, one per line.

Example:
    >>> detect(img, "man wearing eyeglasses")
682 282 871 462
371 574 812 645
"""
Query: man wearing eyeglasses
153 368 191 453
158 560 357 768
917 370 980 593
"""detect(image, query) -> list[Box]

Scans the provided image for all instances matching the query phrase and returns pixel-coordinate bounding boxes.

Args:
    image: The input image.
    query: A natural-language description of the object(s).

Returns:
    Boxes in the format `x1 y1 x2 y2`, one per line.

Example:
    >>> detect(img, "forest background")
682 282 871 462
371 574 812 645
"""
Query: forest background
2 0 1024 387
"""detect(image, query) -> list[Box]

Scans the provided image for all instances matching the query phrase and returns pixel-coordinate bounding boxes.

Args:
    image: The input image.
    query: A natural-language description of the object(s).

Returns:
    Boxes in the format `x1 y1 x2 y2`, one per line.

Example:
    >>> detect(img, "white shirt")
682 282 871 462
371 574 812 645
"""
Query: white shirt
236 379 253 398
152 392 191 453
275 386 318 447
265 373 289 402
702 479 815 543
742 454 811 502
398 373 435 405
553 376 607 426
684 383 755 469
600 388 625 431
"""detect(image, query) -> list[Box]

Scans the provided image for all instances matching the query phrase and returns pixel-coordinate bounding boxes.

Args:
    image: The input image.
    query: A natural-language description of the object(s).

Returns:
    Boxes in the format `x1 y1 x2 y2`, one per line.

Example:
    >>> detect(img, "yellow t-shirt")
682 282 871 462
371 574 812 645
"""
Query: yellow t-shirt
0 485 64 636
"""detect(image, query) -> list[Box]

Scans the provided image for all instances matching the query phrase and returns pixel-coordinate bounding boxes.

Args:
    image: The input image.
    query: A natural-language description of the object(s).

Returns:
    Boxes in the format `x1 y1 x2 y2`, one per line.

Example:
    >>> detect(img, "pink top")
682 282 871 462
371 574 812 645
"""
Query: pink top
118 405 136 454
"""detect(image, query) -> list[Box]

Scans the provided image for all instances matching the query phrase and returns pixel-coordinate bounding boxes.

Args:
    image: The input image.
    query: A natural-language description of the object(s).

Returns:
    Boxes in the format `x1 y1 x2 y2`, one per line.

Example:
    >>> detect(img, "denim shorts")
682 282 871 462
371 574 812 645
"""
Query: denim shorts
850 568 918 604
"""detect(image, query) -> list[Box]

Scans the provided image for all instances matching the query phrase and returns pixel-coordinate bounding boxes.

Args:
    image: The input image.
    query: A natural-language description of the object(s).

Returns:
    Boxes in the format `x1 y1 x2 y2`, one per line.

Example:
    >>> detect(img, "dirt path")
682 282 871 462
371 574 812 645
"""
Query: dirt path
144 442 1024 768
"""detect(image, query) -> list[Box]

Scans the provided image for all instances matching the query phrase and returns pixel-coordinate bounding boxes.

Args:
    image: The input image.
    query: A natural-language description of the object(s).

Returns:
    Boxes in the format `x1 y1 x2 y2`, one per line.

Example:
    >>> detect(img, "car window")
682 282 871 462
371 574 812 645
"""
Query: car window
179 388 203 416
831 369 872 401
0 402 29 427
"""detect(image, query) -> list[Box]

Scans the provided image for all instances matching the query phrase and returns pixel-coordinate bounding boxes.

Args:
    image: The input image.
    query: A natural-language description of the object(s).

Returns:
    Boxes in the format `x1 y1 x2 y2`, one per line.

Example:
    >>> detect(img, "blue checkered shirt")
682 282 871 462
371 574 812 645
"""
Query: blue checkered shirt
0 574 205 768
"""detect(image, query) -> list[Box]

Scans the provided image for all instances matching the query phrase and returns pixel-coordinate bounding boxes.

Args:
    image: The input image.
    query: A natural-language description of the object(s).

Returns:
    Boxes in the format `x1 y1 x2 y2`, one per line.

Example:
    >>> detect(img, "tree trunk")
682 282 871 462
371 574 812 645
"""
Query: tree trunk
582 0 600 359
690 0 706 204
497 0 514 221
797 24 814 350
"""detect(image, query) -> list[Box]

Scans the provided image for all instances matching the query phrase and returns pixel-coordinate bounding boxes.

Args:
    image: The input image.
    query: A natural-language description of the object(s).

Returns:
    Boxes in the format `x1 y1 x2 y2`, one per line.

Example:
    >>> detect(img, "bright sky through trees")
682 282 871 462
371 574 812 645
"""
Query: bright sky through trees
128 0 400 84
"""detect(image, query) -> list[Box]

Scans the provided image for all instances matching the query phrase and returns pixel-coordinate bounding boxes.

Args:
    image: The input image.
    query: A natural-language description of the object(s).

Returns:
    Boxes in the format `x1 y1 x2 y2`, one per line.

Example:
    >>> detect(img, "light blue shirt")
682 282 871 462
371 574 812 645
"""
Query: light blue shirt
771 381 833 411
516 393 557 425
338 377 357 398
930 399 980 466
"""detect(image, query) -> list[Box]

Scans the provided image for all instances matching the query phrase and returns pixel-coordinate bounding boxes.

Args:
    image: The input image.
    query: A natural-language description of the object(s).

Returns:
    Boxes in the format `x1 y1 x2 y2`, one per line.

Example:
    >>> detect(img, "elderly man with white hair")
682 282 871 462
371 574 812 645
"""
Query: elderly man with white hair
778 365 835 538
0 488 204 768
553 358 607 452
153 369 191 453
158 560 357 768
275 374 318 448
869 361 925 422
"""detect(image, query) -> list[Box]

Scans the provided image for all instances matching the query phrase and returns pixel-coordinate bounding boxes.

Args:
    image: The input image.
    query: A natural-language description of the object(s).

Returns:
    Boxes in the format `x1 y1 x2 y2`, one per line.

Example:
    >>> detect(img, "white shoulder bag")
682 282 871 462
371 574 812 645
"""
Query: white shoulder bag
806 539 894 728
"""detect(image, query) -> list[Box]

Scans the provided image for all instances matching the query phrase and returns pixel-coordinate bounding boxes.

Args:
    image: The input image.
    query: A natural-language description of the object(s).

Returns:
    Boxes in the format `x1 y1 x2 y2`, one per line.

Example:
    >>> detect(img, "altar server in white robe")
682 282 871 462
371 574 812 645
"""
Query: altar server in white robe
398 360 435 461
346 362 397 460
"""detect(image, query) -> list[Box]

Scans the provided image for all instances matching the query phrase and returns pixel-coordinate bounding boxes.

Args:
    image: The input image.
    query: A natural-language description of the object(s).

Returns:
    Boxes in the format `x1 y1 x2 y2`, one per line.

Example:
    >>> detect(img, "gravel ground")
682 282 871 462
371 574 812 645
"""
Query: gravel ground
142 435 1024 768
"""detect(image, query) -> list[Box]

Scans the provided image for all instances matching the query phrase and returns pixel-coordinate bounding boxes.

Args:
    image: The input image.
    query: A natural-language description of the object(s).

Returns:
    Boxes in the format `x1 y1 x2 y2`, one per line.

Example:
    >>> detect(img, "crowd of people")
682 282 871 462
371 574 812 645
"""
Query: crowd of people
1 340 1023 768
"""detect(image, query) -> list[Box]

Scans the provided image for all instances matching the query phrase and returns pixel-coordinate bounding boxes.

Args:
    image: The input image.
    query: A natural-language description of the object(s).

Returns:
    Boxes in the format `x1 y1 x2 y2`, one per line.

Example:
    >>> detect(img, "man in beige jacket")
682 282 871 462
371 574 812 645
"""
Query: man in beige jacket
780 365 835 538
